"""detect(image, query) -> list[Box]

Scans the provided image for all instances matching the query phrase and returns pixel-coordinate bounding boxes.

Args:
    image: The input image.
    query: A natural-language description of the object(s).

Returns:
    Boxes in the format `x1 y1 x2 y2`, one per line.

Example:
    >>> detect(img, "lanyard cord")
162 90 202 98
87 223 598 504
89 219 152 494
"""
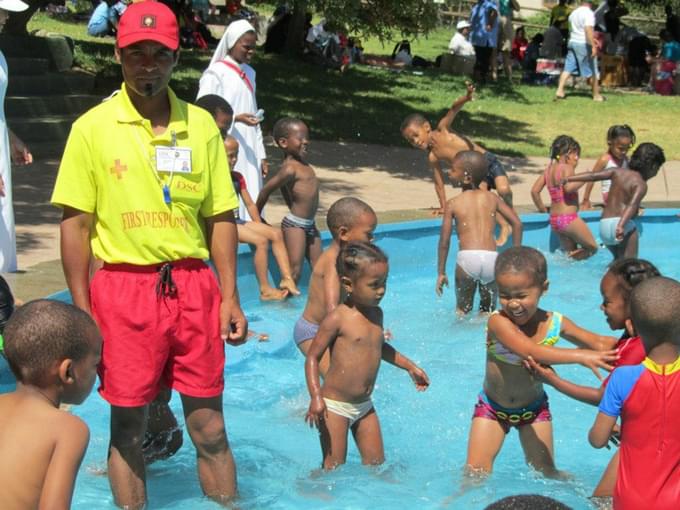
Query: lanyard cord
132 123 177 204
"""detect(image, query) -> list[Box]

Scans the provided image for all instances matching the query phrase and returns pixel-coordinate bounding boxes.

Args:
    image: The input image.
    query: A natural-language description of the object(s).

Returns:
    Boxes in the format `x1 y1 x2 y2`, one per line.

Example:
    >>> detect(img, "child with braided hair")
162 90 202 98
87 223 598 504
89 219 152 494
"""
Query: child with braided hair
305 242 429 470
531 135 598 260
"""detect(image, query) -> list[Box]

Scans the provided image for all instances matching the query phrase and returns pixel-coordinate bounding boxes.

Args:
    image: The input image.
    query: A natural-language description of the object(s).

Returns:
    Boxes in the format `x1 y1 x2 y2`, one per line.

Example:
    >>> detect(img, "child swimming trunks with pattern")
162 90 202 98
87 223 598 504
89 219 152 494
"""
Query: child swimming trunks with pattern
483 152 507 189
281 213 320 238
473 391 552 433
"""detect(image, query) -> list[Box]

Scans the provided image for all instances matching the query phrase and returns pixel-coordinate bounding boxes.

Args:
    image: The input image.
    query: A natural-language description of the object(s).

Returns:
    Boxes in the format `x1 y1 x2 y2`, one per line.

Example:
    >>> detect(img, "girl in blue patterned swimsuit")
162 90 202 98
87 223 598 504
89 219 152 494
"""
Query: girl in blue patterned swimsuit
465 246 618 478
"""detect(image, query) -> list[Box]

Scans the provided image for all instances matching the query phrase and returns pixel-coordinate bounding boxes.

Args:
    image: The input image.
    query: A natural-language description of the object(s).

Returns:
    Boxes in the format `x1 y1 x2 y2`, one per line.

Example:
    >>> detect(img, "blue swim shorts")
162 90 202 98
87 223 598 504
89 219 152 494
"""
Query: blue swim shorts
564 42 598 78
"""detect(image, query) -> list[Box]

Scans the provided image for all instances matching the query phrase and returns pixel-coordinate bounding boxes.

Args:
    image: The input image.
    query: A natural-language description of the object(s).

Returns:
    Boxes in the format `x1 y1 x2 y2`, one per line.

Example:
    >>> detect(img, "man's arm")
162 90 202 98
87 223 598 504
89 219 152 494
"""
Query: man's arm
60 207 94 314
39 416 89 510
585 25 598 57
205 210 247 344
437 82 475 131
255 165 294 212
496 195 523 246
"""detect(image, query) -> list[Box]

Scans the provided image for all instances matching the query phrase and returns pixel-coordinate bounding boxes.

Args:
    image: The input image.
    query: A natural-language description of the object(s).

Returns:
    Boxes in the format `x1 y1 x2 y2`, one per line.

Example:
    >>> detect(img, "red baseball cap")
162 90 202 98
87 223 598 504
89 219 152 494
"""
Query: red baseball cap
117 1 179 51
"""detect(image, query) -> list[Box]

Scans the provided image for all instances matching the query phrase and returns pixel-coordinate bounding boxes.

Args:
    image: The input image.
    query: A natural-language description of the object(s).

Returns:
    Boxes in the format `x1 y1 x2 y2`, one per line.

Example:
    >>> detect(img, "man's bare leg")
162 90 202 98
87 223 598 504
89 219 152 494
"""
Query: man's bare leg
109 405 148 509
181 394 238 503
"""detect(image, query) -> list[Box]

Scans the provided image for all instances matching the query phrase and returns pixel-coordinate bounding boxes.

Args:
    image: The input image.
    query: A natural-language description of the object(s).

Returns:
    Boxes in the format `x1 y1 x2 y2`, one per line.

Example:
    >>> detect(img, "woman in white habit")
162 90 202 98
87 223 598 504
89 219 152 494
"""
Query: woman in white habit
197 19 268 221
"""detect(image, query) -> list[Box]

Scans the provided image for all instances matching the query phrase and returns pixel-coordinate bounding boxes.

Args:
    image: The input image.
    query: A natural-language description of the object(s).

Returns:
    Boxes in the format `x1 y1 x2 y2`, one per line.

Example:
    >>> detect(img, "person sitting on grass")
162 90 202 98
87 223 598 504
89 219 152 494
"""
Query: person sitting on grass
588 276 680 510
401 82 514 244
87 0 126 37
0 300 102 510
436 151 522 315
256 117 321 283
564 143 665 259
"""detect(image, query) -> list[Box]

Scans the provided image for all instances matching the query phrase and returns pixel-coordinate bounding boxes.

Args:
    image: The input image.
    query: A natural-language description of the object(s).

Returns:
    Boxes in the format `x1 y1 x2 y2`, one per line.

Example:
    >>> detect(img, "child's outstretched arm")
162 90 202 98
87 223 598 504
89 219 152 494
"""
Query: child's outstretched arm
40 416 90 509
496 195 523 246
436 201 455 295
381 343 430 391
255 165 295 213
530 174 548 213
429 153 447 212
239 187 263 223
581 153 609 209
525 356 604 406
616 179 648 241
304 311 340 428
437 82 475 132
559 316 618 351
488 314 618 379
564 168 616 187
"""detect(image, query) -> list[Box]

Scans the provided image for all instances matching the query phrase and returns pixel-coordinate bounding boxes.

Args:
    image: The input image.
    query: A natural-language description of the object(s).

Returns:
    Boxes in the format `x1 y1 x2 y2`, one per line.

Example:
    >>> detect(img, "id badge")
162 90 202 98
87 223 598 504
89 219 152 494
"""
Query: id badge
156 146 192 173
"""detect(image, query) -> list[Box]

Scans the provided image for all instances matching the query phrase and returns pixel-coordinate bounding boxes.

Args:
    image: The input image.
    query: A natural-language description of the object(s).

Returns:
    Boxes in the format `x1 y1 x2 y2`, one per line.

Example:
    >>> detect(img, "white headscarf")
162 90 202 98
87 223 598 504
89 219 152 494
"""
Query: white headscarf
209 19 256 66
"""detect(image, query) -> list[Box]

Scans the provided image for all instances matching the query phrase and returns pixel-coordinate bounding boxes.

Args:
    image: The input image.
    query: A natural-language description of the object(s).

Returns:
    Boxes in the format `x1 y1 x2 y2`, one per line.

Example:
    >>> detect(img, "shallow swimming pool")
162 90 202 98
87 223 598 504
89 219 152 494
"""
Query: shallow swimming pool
15 211 680 508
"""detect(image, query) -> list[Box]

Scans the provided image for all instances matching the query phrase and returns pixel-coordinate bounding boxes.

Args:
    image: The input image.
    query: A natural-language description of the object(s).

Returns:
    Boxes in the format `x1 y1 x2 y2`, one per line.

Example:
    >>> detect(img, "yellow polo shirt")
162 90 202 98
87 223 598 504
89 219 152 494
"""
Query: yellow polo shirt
51 84 238 264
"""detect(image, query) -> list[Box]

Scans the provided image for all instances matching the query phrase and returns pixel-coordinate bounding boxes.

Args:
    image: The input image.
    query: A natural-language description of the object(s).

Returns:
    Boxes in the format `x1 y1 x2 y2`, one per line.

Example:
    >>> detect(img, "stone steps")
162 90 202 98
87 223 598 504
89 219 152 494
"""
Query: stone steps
8 71 96 96
10 114 78 143
5 94 102 117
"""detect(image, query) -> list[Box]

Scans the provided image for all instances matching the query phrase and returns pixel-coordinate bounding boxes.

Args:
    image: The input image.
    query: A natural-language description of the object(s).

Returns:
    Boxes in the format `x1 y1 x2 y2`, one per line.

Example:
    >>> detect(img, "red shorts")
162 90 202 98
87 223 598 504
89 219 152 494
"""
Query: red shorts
90 258 224 407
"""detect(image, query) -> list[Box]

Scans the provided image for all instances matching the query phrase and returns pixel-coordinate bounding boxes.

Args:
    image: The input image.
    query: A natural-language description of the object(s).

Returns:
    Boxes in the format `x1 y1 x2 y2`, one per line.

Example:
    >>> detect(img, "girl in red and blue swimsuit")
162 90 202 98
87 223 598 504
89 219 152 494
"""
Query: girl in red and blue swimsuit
531 135 598 260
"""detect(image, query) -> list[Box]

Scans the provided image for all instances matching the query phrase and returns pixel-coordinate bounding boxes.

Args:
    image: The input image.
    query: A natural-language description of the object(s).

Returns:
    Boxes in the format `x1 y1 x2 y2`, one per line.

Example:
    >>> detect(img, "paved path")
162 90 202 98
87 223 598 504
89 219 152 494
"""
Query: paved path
5 140 680 301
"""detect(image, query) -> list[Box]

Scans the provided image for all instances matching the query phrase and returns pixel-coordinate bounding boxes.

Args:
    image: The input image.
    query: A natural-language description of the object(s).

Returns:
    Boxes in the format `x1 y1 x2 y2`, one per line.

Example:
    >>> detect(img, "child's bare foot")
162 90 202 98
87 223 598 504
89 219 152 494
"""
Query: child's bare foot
260 287 289 301
495 223 511 246
279 277 301 296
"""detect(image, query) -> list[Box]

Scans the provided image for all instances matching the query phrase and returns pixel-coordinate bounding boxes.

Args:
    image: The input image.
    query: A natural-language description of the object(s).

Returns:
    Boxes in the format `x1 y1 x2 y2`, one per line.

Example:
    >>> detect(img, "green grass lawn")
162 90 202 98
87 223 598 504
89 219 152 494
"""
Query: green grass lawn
27 13 680 159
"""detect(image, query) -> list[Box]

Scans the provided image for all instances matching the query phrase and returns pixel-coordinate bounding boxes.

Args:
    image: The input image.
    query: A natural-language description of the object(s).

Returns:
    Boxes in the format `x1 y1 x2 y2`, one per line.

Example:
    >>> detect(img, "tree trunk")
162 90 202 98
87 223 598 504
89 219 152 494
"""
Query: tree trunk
284 0 308 56
4 0 49 36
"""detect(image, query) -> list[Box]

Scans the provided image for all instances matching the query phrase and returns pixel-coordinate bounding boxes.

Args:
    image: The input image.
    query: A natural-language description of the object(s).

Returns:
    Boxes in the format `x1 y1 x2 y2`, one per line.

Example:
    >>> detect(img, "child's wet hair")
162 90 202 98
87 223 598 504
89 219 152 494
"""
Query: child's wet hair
549 135 581 161
630 276 680 348
606 258 660 297
400 113 428 133
3 300 100 384
336 242 388 281
273 117 306 142
484 493 572 510
326 197 376 240
195 94 233 118
452 150 488 187
495 246 547 286
628 143 665 180
607 124 636 145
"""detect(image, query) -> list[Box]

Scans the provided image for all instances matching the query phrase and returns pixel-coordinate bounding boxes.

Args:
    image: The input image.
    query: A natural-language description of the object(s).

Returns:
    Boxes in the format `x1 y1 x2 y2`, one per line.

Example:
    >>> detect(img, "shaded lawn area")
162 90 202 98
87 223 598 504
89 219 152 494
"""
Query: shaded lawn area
27 13 680 159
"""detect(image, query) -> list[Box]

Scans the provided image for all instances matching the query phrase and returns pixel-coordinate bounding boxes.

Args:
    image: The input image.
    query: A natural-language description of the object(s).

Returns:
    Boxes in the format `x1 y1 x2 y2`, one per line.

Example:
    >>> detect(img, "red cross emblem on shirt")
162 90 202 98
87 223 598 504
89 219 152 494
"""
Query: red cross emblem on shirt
110 159 127 180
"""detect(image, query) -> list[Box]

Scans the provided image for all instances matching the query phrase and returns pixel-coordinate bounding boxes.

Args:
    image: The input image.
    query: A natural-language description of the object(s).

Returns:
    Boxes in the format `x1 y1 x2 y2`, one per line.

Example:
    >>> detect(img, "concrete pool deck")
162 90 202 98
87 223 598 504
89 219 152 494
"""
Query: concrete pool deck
6 140 680 301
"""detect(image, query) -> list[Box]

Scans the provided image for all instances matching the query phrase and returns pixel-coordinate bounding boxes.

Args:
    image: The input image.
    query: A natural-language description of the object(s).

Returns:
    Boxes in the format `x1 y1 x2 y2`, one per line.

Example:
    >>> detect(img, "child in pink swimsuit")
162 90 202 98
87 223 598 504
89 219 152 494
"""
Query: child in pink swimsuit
531 135 598 260
581 125 635 209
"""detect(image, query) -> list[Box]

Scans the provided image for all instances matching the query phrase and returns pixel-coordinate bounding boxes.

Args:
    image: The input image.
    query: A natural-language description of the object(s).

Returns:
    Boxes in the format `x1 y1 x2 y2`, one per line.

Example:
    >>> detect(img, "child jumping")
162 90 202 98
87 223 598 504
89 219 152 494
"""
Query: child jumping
305 242 429 469
257 117 321 282
581 125 636 210
564 143 666 259
526 257 660 500
466 246 617 478
400 83 513 240
0 300 102 509
225 135 300 299
295 197 377 375
436 151 523 314
531 135 598 260
589 276 680 510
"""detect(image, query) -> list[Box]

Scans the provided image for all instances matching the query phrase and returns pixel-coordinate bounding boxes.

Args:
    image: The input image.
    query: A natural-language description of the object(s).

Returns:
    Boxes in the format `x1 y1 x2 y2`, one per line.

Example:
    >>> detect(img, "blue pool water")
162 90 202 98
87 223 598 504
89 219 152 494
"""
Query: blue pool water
7 211 680 509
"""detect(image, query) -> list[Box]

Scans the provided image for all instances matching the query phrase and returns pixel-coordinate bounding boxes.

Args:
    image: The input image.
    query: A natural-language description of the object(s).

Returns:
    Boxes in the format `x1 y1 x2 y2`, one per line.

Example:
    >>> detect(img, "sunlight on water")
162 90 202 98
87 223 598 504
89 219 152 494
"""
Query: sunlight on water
64 213 680 509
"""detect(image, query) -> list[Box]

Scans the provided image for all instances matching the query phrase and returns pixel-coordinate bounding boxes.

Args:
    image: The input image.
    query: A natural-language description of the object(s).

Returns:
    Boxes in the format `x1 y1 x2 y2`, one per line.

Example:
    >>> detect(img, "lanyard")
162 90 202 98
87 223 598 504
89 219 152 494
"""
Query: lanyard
133 125 177 205
218 60 254 93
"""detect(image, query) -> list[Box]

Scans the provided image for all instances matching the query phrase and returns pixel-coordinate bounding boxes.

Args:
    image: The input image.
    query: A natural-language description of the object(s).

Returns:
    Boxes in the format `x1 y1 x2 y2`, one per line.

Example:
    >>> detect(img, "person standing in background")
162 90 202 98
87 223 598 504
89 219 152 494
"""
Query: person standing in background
0 0 33 273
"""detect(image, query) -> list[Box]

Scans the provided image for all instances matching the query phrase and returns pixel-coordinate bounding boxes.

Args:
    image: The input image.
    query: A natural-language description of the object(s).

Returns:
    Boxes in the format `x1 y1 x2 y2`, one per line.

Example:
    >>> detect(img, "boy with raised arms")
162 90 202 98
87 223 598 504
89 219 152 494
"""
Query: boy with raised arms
0 300 101 510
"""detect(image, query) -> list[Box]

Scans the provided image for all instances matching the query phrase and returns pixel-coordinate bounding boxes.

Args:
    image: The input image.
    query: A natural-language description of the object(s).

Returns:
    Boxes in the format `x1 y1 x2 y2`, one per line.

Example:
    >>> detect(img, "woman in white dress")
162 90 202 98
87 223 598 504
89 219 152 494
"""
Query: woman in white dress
197 20 267 221
0 0 33 273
